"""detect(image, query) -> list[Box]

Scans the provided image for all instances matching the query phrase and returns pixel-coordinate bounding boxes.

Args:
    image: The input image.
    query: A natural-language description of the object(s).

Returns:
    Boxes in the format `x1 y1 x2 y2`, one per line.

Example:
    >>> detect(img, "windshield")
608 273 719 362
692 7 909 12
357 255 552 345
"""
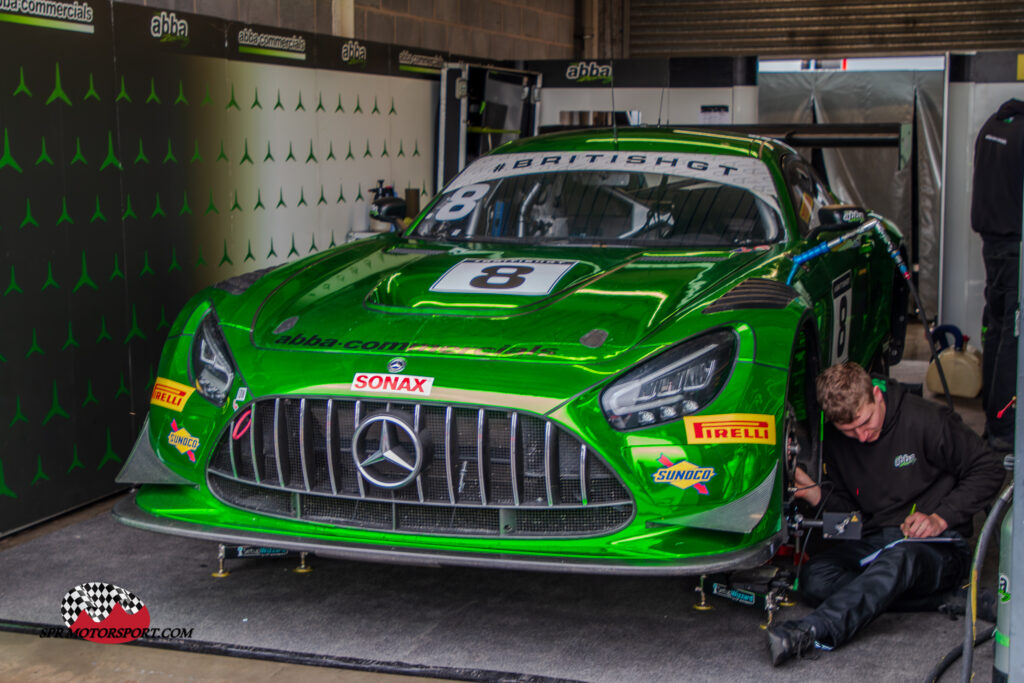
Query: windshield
414 152 782 248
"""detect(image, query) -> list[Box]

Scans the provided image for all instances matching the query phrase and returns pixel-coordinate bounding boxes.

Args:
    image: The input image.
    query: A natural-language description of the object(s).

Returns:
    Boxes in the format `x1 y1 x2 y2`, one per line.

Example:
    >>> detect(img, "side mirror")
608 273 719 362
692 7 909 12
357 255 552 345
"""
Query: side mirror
808 204 867 240
370 197 407 225
818 204 867 227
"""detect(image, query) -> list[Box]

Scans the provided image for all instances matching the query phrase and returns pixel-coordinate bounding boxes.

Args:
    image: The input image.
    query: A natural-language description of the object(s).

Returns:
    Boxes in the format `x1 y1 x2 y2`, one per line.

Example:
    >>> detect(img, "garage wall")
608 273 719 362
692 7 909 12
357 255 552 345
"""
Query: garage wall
940 52 1024 349
115 0 576 61
0 1 440 535
759 70 945 317
629 0 1024 58
115 0 335 33
353 0 575 61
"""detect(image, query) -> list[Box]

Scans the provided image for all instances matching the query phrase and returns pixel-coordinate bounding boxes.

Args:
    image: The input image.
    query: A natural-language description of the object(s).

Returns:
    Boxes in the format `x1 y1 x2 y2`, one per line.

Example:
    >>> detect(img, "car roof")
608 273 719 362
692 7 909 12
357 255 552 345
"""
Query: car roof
492 127 782 160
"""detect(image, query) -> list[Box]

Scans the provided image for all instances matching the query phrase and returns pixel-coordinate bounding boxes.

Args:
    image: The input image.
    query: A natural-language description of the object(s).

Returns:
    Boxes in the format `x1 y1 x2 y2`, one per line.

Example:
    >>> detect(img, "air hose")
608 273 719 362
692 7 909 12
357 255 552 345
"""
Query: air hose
786 218 954 409
923 624 996 683
959 480 1014 683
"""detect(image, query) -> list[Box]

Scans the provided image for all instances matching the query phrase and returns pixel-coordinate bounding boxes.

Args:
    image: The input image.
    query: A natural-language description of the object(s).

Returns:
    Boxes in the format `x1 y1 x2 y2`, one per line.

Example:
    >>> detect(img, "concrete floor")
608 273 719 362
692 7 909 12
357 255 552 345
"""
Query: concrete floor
0 630 442 683
0 322 997 682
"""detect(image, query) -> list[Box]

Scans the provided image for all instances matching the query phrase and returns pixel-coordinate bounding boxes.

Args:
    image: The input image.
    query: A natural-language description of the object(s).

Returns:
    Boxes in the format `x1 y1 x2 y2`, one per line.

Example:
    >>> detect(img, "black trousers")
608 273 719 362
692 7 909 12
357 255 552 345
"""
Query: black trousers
981 239 1020 442
797 527 970 647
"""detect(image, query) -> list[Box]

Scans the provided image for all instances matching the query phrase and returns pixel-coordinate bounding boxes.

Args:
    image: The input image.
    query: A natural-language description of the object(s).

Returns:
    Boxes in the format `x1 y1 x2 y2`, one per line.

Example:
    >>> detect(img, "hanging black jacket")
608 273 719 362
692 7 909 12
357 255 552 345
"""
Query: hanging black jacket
971 98 1024 243
821 378 1004 536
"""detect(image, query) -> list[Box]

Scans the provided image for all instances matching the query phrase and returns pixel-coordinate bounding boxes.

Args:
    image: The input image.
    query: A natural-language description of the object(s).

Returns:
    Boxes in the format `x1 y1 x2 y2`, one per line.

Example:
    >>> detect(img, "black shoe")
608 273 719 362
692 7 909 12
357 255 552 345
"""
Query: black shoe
767 620 817 666
937 586 998 623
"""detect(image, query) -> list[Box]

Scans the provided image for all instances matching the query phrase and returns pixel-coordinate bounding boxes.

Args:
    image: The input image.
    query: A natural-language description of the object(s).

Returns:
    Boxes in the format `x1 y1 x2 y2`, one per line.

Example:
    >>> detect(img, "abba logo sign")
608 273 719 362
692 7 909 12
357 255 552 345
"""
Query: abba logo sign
683 413 776 445
150 11 188 40
352 372 434 396
151 377 195 412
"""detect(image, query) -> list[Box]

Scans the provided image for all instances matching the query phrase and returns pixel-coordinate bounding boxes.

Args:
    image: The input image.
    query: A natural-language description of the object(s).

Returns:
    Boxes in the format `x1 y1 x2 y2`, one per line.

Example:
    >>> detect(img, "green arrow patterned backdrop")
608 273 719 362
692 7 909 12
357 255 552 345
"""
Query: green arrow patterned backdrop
0 3 436 534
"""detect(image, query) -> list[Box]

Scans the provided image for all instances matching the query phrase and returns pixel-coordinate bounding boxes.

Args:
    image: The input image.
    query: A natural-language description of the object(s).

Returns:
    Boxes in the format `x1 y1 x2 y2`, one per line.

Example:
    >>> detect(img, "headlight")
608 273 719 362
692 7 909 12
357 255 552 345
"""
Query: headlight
601 329 736 430
190 312 236 406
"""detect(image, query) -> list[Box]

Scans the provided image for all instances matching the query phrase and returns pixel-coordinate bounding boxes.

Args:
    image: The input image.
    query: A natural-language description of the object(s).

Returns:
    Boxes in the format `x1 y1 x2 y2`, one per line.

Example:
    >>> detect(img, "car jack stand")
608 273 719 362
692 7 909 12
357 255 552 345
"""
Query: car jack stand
693 574 714 611
698 566 797 628
293 551 313 573
210 543 300 578
211 545 230 578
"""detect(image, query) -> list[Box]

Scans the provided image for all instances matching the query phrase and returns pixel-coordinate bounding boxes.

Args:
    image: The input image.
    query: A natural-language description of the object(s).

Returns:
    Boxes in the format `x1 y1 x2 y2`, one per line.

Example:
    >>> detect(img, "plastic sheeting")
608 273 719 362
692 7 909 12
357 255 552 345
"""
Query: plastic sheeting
759 71 944 316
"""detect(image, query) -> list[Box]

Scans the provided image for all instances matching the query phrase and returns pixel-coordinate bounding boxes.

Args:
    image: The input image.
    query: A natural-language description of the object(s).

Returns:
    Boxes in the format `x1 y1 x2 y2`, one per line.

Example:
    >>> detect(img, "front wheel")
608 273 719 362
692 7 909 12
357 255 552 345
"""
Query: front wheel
782 402 812 504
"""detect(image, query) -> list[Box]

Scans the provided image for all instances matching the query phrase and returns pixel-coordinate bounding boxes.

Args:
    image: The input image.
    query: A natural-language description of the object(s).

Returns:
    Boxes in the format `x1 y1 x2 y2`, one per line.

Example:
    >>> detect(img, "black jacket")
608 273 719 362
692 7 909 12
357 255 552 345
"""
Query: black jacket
822 378 1004 536
972 98 1024 243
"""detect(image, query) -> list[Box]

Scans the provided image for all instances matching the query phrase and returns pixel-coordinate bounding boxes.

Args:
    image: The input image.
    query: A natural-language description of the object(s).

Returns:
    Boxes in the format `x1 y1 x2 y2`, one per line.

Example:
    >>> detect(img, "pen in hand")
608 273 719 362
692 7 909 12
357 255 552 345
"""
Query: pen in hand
904 503 917 538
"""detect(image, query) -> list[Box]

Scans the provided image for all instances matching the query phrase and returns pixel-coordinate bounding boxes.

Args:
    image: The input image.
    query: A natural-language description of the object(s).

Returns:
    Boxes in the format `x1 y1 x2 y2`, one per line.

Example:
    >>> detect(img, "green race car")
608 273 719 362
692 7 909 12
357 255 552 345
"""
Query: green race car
115 128 907 575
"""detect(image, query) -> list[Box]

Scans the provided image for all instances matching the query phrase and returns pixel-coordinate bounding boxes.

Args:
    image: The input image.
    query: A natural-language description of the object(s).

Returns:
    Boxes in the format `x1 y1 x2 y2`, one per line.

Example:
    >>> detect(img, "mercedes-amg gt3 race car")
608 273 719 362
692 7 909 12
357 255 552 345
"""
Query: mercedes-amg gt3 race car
116 128 907 575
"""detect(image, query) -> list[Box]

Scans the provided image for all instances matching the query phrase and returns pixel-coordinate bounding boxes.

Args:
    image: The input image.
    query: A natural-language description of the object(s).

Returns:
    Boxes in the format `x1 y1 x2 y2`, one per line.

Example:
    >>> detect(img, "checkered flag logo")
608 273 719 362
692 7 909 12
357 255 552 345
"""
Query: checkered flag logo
61 583 146 628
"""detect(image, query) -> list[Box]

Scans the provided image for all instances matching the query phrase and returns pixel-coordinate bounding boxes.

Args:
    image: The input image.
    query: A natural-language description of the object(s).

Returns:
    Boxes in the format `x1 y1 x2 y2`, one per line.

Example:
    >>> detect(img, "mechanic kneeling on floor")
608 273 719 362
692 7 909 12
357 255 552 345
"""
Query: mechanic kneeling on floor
767 361 1005 666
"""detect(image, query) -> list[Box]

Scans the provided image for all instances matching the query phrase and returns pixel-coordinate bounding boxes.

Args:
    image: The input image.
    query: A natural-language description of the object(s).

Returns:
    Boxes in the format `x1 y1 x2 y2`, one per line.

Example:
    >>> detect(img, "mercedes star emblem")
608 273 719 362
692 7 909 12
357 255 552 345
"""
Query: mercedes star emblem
351 412 428 488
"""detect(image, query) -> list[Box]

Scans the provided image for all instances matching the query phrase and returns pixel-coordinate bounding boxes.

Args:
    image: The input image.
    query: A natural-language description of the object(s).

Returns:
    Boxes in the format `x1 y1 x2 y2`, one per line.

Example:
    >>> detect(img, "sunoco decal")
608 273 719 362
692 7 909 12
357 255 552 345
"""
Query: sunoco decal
0 0 95 33
151 377 195 412
168 420 199 462
448 152 780 206
352 372 434 396
652 455 715 494
683 413 776 445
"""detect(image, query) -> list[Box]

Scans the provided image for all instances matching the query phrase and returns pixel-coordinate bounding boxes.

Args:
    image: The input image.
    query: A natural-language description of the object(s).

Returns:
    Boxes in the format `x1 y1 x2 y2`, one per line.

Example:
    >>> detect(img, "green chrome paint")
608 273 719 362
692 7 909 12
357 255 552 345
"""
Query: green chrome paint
123 128 902 571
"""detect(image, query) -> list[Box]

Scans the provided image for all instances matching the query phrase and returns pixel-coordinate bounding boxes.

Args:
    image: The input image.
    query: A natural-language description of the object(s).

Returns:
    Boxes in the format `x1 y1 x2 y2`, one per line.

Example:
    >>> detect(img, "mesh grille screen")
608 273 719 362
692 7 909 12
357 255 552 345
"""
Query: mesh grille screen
207 397 633 537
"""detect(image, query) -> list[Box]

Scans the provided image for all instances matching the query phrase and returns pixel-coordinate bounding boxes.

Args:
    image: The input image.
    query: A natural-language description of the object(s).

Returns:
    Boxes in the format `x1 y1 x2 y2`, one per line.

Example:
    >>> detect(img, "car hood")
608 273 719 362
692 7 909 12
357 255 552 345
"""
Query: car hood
247 239 773 364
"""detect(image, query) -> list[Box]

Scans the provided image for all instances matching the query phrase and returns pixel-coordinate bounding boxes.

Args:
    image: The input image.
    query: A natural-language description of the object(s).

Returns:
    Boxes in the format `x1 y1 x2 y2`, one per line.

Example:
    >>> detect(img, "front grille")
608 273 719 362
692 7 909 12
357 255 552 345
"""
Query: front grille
207 397 634 537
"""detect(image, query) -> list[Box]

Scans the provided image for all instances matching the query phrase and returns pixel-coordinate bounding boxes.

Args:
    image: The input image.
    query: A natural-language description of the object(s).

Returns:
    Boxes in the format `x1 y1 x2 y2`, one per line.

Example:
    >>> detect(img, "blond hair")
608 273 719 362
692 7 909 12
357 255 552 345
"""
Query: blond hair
816 362 875 424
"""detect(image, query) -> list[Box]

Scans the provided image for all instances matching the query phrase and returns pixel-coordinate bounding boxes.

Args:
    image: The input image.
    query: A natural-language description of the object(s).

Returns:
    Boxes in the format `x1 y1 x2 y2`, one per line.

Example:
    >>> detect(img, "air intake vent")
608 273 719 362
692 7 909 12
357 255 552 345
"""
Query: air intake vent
207 397 634 538
703 278 796 314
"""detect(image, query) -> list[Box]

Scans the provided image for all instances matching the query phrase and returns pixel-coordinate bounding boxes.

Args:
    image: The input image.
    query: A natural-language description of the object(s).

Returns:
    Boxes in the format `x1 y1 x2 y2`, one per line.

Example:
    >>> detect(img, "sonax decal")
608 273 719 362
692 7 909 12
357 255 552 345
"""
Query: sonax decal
151 378 195 412
168 420 199 462
352 372 434 396
684 413 776 445
652 455 715 494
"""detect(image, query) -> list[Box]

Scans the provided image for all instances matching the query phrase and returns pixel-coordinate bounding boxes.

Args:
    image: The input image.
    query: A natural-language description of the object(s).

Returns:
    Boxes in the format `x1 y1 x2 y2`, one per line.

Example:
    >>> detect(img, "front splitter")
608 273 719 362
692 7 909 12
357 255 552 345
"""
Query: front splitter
113 493 783 576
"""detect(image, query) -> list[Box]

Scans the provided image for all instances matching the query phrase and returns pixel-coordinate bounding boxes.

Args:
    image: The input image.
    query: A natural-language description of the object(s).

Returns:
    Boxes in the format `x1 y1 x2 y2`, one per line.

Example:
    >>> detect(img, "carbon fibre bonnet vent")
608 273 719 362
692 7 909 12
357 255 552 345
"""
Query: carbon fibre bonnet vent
703 278 797 314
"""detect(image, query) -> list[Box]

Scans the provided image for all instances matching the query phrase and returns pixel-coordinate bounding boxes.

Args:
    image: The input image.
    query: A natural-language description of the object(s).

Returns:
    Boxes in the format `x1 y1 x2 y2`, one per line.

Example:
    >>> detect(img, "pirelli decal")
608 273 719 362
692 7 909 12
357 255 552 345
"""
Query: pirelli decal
151 377 196 412
683 413 776 445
